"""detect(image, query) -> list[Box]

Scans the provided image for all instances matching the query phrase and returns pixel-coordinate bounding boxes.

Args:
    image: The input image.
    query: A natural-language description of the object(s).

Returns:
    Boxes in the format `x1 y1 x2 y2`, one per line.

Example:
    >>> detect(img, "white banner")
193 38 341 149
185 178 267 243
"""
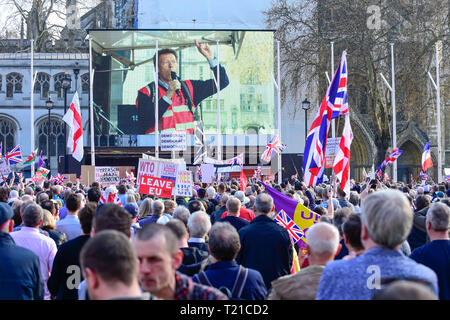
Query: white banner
95 167 120 187
0 159 11 176
161 132 187 151
201 164 215 183
175 170 193 197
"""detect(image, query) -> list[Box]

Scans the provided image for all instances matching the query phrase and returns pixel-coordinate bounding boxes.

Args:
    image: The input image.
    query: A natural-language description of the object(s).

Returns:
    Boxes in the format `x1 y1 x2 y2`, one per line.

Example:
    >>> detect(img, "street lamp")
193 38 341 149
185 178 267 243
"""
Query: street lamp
45 95 54 171
62 71 72 173
302 98 311 144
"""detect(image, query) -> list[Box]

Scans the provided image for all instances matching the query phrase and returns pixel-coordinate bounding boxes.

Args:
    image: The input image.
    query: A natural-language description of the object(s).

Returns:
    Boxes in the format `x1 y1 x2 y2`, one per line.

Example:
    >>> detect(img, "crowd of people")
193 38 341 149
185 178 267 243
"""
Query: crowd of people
0 175 449 300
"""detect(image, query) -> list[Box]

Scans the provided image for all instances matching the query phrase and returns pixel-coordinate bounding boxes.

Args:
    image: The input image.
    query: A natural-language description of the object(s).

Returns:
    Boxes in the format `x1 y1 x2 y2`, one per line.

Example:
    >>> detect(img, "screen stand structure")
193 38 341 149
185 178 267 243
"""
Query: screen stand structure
194 120 207 165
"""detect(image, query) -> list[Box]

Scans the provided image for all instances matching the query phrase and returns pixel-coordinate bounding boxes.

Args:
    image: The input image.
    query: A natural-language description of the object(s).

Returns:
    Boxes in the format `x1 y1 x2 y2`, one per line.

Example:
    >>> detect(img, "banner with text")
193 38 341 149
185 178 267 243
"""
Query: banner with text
325 137 340 168
175 170 193 197
138 175 174 198
95 167 120 187
137 158 182 196
161 132 187 151
0 159 11 177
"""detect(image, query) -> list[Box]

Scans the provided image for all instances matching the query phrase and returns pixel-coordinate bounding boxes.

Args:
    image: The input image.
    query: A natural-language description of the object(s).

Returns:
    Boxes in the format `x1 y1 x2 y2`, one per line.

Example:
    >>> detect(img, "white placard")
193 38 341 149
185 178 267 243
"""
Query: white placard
0 159 11 176
95 167 120 187
201 164 215 183
161 132 187 151
325 137 340 168
175 170 193 197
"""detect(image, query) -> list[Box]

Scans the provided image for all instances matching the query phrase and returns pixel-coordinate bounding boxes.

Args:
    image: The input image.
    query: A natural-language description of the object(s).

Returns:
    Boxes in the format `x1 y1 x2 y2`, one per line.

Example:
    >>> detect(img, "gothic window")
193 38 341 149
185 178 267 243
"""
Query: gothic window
81 73 89 93
6 72 23 98
0 117 17 151
36 117 65 158
34 72 50 99
0 74 2 91
54 73 72 99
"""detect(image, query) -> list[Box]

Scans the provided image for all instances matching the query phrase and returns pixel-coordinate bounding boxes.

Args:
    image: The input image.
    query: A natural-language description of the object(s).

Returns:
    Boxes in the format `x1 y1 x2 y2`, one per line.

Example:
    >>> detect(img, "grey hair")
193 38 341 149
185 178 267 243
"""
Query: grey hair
152 200 164 217
254 193 274 215
208 222 241 260
361 189 413 249
23 204 44 227
187 211 211 238
305 222 340 255
206 186 216 198
173 206 190 227
426 202 450 231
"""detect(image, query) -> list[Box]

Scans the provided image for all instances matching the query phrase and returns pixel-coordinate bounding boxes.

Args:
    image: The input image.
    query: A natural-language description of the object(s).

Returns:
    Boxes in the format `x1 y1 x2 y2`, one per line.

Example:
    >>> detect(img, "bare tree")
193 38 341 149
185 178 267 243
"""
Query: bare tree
265 0 449 166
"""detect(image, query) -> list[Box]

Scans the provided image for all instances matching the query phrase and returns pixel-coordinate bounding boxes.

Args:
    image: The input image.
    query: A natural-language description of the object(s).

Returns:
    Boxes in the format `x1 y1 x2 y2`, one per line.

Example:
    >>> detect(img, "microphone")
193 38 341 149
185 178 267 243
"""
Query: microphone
171 71 180 96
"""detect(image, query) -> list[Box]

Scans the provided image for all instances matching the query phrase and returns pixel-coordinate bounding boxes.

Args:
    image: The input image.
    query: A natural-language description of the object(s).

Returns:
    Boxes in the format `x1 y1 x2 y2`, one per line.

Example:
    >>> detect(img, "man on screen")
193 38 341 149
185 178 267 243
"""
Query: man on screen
136 40 229 134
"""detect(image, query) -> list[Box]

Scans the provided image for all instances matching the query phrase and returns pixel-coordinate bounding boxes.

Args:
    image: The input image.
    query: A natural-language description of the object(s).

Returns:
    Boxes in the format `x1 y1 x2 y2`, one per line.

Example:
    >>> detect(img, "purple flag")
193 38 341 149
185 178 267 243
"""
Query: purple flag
37 151 45 168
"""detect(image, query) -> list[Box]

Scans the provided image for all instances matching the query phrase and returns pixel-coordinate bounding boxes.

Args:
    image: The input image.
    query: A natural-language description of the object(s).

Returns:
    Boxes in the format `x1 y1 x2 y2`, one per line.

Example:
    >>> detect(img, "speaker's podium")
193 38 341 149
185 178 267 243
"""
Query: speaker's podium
117 104 140 135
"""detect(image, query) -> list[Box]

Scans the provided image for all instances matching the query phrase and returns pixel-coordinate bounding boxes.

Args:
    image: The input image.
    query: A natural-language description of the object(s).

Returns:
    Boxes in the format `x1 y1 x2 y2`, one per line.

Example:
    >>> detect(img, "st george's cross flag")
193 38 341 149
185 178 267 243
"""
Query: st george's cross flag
333 114 353 196
421 142 433 172
303 51 349 187
261 135 286 163
62 92 83 162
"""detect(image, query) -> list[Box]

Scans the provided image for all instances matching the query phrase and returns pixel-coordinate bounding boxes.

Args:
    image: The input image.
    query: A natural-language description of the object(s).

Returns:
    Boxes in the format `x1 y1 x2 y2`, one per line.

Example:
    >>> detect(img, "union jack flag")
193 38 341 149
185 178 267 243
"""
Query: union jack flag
99 193 121 205
6 144 22 165
303 51 348 187
274 209 305 244
16 172 23 182
55 173 67 184
377 169 382 180
126 170 136 182
445 175 450 183
229 153 244 168
376 148 403 176
261 136 286 163
420 169 428 183
0 142 2 159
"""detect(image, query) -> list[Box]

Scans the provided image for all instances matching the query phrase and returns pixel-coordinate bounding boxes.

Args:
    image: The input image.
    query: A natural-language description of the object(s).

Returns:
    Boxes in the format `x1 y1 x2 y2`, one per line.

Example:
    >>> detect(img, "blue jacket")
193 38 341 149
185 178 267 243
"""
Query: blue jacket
236 215 293 290
192 261 267 300
0 232 44 300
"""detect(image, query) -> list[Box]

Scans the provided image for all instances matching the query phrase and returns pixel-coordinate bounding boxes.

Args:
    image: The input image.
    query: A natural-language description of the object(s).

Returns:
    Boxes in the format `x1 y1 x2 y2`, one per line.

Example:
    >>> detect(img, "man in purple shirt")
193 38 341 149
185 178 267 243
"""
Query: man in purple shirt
11 204 57 300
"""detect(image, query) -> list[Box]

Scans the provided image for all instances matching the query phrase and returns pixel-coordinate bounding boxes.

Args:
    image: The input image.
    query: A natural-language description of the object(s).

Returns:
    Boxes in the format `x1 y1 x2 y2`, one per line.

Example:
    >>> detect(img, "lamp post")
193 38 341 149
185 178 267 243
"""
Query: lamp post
45 95 54 172
62 71 72 173
302 98 311 144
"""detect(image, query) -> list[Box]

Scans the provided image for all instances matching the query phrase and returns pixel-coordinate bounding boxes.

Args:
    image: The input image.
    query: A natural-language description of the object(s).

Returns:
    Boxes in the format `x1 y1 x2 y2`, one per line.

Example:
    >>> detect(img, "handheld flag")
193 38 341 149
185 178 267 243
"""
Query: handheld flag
36 167 50 177
229 153 243 168
62 91 84 162
420 169 428 184
23 149 38 165
274 210 305 244
376 148 403 176
37 151 45 168
303 51 348 186
55 173 67 184
421 142 433 172
332 114 353 196
240 168 248 192
445 175 450 183
261 135 286 163
6 144 22 165
0 142 3 159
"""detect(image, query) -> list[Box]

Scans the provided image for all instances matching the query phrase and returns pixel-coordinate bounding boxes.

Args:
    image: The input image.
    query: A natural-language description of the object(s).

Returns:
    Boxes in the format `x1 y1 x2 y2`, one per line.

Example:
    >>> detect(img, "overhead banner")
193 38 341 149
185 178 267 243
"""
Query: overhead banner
0 159 11 176
175 170 193 197
95 167 120 187
139 175 174 198
161 132 187 151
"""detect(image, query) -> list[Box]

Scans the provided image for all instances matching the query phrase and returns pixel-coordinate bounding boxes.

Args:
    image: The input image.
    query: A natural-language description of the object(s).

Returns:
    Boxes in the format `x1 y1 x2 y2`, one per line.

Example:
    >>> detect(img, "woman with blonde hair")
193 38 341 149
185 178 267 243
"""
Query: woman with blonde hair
137 197 153 220
41 209 67 247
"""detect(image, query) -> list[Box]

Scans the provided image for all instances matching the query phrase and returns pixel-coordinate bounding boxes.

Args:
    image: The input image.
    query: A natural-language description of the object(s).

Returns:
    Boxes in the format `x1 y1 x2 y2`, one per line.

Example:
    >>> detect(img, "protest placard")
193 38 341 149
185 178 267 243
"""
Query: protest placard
175 170 193 197
325 137 340 168
138 175 174 198
95 167 120 187
0 159 11 176
160 132 187 151
201 164 215 183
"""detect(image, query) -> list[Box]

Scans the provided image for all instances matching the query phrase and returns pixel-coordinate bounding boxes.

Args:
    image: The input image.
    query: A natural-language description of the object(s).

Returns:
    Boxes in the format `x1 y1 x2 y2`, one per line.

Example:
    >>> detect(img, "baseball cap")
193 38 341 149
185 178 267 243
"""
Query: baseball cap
0 202 14 226
124 203 139 219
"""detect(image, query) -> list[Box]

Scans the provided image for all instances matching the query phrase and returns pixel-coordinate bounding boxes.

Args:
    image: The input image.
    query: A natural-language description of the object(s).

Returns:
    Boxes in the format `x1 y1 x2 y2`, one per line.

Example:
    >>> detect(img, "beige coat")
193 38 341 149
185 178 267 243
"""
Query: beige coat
268 265 325 300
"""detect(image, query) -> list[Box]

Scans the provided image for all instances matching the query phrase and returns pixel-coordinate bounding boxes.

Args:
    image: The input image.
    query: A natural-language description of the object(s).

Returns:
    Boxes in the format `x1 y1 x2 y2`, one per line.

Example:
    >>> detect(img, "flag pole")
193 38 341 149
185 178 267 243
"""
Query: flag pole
277 40 282 185
435 41 442 182
155 39 159 159
30 39 35 178
216 40 222 162
390 43 397 182
89 36 96 166
330 41 335 139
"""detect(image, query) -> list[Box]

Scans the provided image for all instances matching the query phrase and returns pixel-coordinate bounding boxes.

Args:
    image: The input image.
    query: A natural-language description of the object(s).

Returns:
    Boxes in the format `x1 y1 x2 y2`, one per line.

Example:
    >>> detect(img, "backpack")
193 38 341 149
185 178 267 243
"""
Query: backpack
196 265 248 300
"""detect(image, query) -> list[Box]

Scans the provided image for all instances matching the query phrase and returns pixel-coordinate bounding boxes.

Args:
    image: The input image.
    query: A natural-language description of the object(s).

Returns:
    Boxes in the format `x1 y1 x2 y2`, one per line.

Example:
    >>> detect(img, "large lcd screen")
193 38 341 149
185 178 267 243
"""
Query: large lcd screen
89 30 275 146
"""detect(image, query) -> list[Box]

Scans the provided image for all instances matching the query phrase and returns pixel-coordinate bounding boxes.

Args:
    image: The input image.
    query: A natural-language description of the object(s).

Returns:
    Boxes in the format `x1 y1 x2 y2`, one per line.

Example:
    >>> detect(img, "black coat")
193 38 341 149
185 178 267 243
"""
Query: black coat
0 232 44 300
48 235 90 300
236 215 293 290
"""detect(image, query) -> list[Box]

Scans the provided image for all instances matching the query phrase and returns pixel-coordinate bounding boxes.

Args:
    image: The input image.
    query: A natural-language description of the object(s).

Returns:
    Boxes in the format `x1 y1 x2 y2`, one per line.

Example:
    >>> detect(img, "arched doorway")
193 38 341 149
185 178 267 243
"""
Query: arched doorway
397 140 422 183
